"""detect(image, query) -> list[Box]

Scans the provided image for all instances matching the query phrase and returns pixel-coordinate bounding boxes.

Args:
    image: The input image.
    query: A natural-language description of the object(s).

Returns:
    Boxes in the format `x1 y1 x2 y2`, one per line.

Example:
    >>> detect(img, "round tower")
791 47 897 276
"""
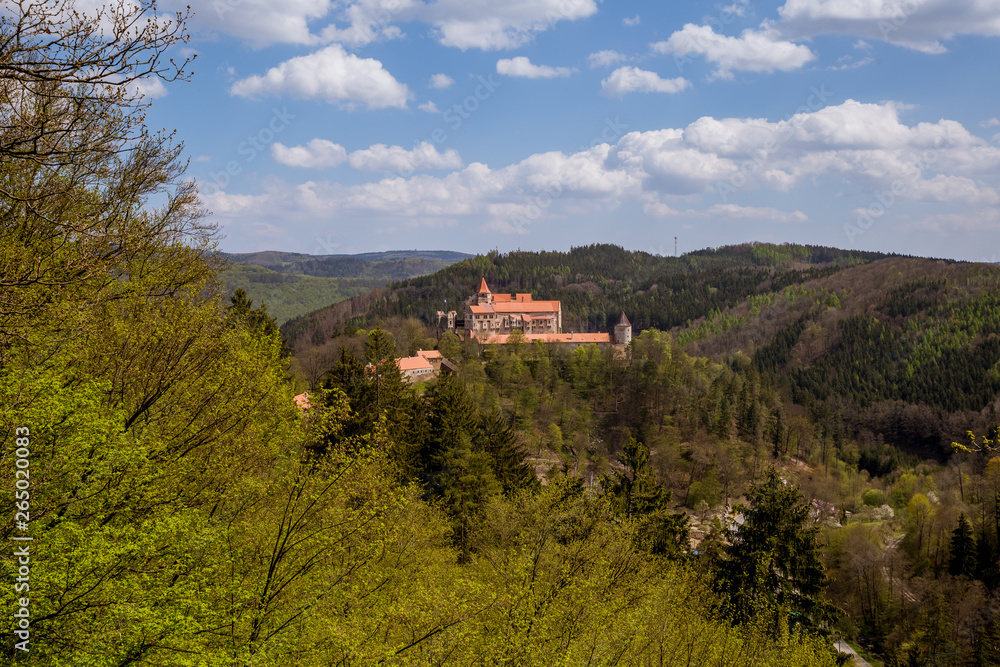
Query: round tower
614 311 632 346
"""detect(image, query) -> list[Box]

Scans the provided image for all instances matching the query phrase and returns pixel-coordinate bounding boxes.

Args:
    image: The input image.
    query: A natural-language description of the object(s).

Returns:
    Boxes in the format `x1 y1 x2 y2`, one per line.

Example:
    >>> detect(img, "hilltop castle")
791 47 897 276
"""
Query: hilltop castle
438 279 631 348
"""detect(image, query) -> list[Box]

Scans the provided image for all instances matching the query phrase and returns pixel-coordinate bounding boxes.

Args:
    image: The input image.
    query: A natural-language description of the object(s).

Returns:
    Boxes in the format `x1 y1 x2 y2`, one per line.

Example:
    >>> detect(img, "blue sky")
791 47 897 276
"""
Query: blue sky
140 0 1000 260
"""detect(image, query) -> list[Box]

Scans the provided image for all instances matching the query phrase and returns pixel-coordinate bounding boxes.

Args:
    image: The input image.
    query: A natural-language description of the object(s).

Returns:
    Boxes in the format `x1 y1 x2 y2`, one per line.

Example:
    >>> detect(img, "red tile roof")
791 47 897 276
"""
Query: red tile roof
396 356 433 372
477 277 490 294
475 333 612 344
491 301 559 313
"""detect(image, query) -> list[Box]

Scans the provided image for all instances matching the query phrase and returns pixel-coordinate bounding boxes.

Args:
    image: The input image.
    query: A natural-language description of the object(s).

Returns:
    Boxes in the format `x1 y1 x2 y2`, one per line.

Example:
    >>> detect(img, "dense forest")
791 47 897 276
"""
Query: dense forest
0 3 845 665
3 3 1000 666
281 244 1000 665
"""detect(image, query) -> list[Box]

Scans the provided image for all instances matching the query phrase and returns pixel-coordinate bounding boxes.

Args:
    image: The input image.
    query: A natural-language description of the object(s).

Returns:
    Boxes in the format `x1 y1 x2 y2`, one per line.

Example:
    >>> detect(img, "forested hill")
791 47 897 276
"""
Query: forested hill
219 249 472 325
223 249 471 278
282 242 893 351
675 256 1000 460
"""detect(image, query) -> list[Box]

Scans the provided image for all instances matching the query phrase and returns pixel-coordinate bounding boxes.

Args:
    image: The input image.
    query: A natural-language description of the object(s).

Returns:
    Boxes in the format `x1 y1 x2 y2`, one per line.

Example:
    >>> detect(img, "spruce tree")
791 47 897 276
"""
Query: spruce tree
602 435 690 558
949 513 978 578
475 409 538 495
718 468 836 633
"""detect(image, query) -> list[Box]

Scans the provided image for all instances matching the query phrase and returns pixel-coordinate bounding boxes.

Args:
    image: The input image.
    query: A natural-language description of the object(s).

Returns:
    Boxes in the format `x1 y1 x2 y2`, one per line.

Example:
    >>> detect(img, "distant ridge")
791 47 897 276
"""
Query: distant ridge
222 250 473 277
218 249 472 325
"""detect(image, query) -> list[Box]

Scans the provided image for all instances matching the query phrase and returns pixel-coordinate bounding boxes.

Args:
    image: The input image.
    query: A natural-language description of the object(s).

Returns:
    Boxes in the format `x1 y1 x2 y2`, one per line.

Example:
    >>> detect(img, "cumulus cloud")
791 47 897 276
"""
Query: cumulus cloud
348 142 464 172
272 140 463 172
318 0 420 46
777 0 1000 53
172 0 332 46
211 101 1000 238
418 101 440 112
496 57 574 79
423 0 599 50
982 118 1000 128
429 73 455 89
587 50 628 68
600 67 691 96
272 139 348 168
230 45 410 109
623 15 640 27
653 23 815 79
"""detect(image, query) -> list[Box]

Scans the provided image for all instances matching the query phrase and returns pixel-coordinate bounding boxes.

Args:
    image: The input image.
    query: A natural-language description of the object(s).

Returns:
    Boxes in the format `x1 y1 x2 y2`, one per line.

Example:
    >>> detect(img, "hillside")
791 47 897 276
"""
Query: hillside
673 256 1000 459
224 249 471 278
281 244 1000 462
219 250 472 324
282 242 893 351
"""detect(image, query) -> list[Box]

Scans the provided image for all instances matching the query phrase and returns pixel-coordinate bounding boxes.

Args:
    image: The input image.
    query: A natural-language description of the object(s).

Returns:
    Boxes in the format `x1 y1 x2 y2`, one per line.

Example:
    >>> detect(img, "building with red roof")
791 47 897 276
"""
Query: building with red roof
437 280 632 350
463 278 562 338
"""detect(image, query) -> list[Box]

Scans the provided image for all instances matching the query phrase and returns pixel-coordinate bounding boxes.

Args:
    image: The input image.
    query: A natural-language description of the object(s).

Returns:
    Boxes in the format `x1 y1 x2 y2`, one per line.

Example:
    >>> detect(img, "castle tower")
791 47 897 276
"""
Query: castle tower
614 311 632 346
476 277 493 306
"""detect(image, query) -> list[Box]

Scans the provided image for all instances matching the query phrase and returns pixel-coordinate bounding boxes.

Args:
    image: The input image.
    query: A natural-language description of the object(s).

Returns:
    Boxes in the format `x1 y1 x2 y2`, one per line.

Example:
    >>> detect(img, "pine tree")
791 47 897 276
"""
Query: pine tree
718 468 836 633
602 435 690 558
475 409 538 495
949 513 978 578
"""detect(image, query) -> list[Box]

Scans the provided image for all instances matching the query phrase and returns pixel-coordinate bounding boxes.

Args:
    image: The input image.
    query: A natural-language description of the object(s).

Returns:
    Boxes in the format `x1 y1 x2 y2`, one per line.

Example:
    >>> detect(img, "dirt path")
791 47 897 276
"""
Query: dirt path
835 639 873 666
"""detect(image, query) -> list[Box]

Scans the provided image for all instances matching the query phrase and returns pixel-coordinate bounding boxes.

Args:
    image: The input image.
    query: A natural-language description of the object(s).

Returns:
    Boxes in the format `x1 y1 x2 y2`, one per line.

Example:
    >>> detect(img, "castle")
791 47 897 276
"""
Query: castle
438 279 631 349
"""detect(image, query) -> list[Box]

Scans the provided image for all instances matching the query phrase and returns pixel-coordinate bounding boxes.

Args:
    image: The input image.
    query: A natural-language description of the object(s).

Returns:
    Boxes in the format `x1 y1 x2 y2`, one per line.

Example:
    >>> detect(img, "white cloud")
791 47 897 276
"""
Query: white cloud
318 0 419 46
418 101 440 113
777 0 1000 53
600 67 691 97
272 140 463 172
982 118 1000 128
209 101 1000 237
272 139 348 168
829 55 873 70
176 0 333 47
230 45 410 110
496 57 574 79
429 73 455 89
175 0 598 50
423 0 599 50
654 23 815 79
623 15 640 27
587 50 628 68
348 142 464 172
128 77 168 99
721 1 749 18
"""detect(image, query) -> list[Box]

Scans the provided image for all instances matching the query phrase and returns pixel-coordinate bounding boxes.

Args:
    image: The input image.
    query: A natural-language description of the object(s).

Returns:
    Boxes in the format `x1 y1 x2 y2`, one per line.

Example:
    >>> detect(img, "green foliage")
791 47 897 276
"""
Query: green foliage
603 435 691 558
718 469 837 632
227 287 281 340
220 263 389 324
862 489 887 507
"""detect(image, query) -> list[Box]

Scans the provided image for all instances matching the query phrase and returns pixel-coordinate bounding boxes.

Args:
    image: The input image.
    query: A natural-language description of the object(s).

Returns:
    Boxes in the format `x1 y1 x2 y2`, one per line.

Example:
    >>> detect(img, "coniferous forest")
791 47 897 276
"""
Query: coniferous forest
3 3 1000 667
